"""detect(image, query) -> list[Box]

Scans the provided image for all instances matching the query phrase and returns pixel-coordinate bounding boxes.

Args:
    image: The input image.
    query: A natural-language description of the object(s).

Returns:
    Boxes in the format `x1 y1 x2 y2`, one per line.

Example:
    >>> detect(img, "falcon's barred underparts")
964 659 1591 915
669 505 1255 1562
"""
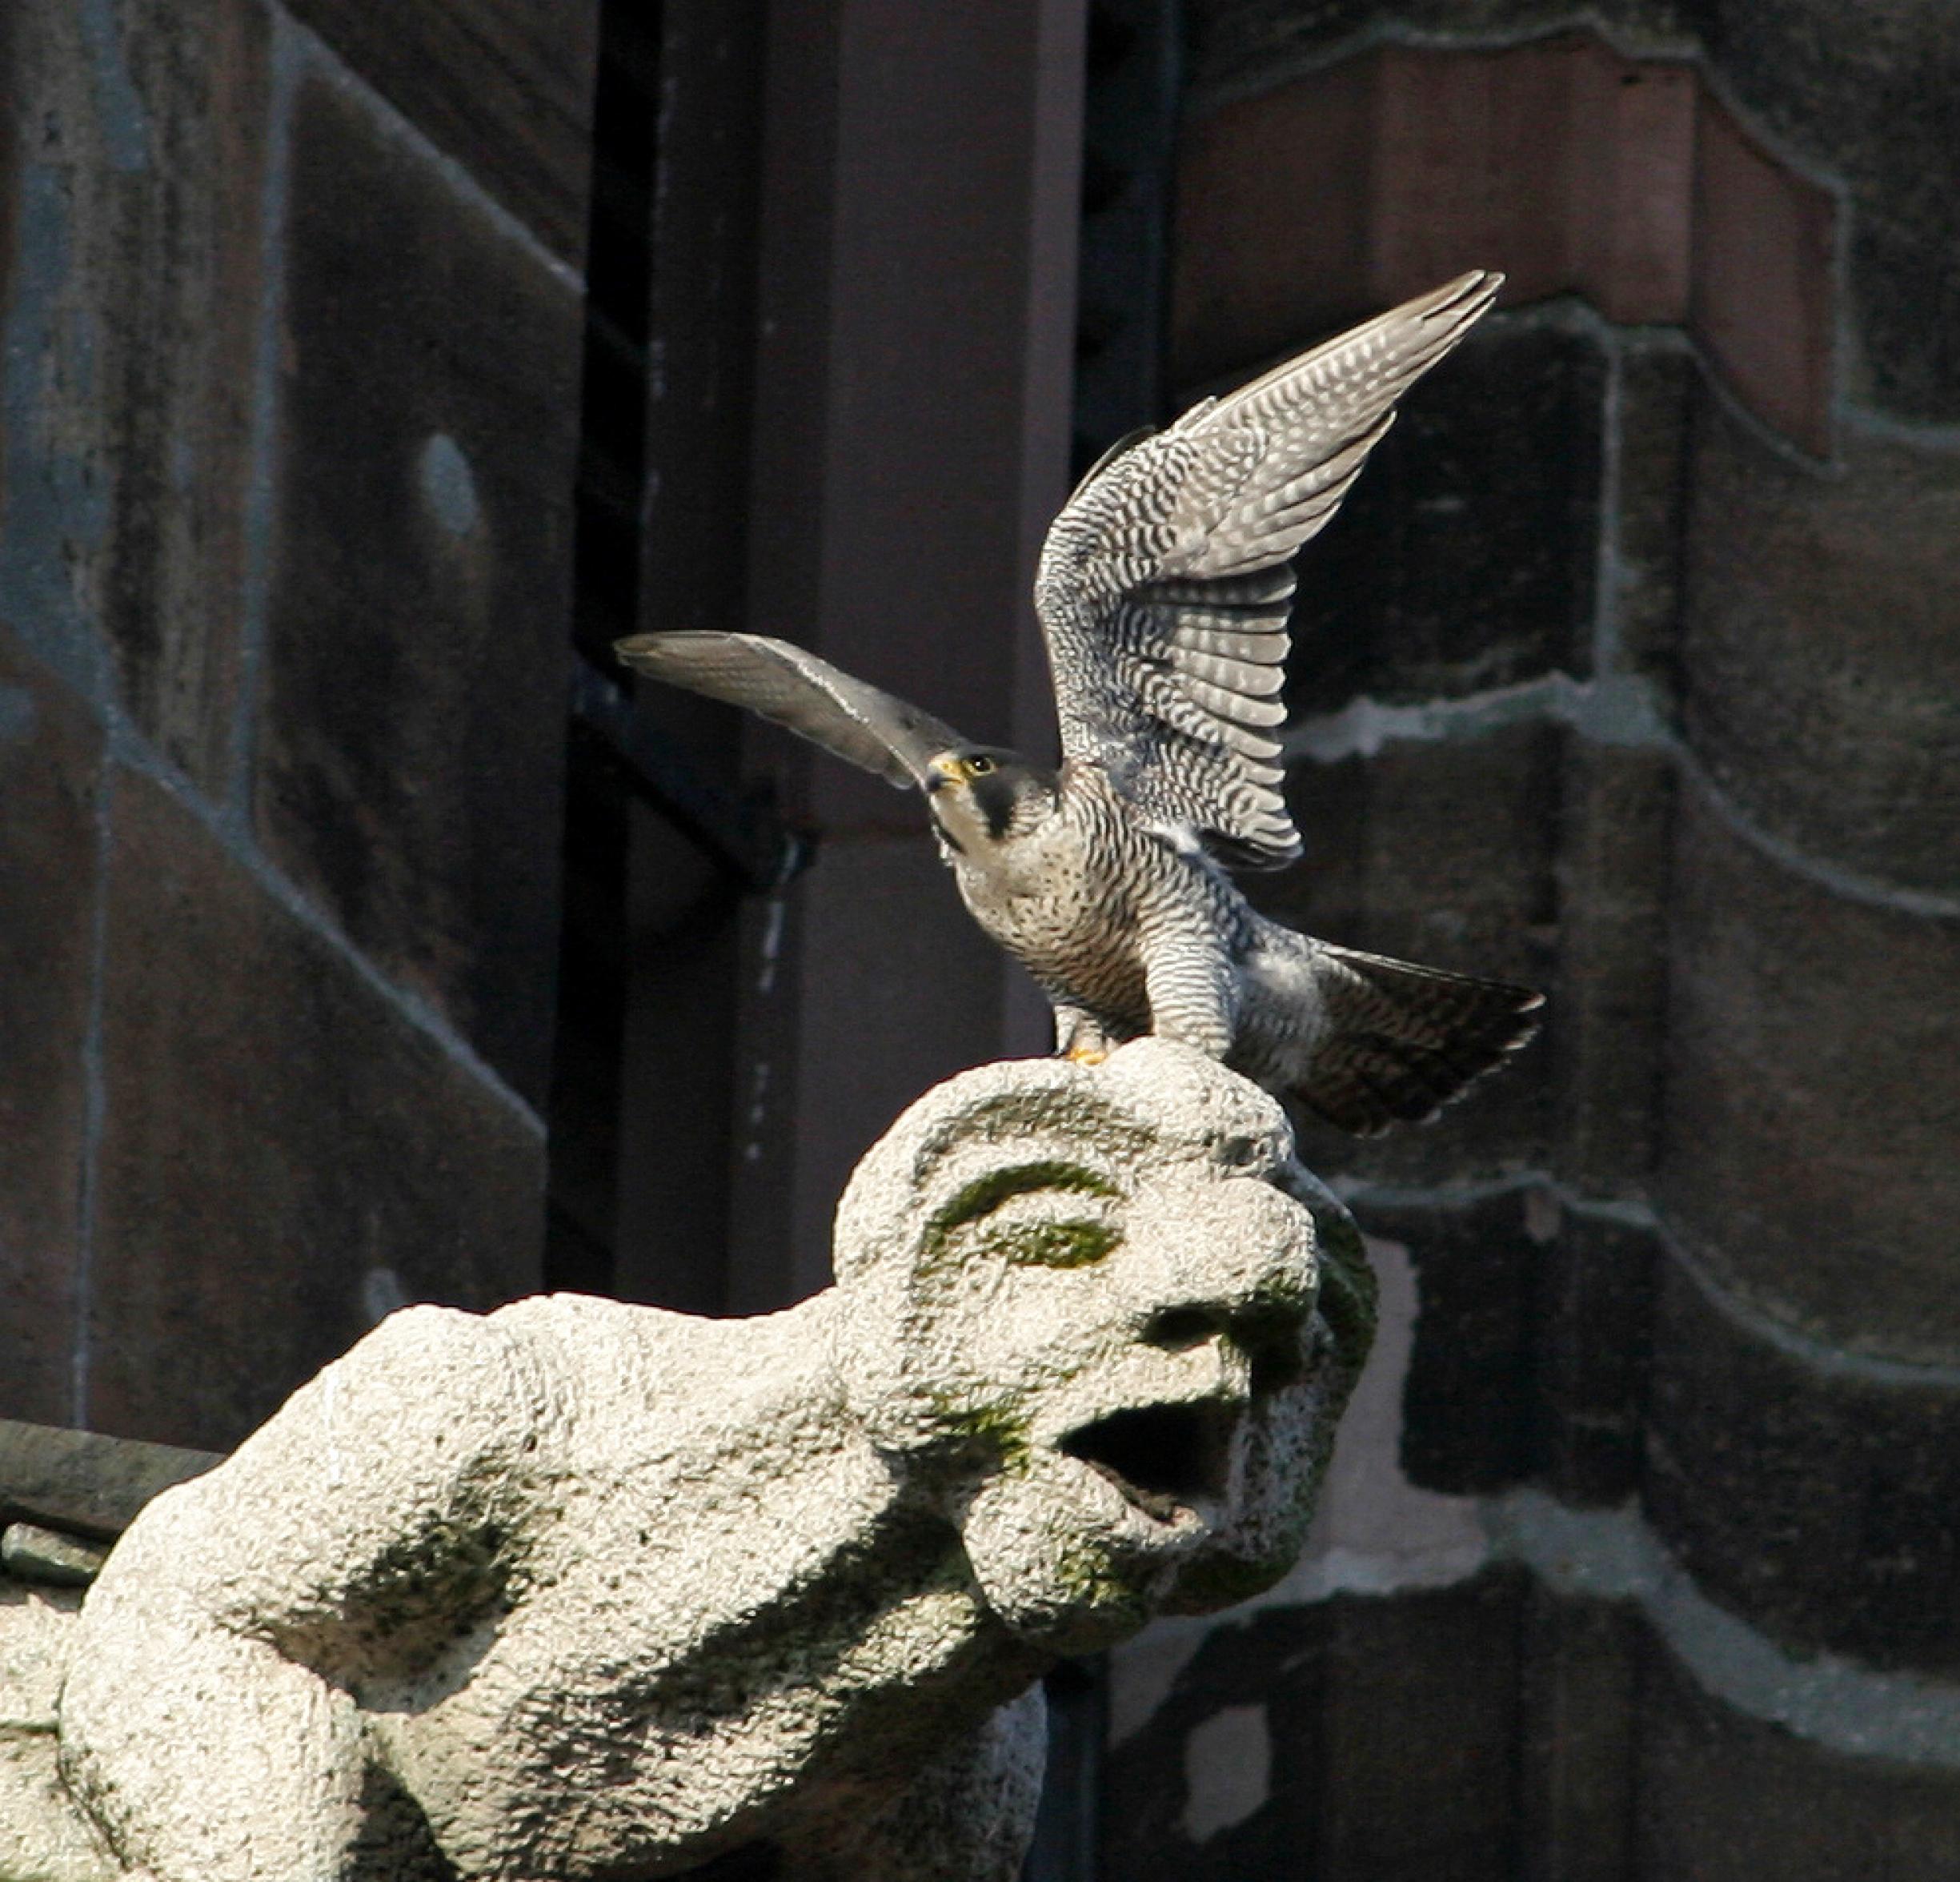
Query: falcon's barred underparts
618 271 1541 1134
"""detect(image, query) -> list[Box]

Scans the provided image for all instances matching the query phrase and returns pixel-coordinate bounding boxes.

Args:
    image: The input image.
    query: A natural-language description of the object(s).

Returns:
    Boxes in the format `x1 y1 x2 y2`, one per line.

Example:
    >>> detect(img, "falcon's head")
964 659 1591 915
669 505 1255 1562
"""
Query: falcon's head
924 747 1057 853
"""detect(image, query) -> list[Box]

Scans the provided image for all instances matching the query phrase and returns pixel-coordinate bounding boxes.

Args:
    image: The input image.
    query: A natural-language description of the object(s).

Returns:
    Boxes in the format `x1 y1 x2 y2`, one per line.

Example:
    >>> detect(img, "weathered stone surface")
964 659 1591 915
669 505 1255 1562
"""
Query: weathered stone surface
1659 785 1960 1364
1185 0 1703 101
0 1526 106 1590
1262 724 1559 1185
1637 1635 1960 1880
0 1582 80 1730
1644 1250 1960 1675
0 1583 105 1882
0 636 101 1427
254 72 580 1106
1174 38 1697 390
1529 1208 1657 1509
1518 1586 1640 1882
1281 324 1606 712
1352 1191 1655 1507
1549 742 1673 1198
1694 0 1960 422
1188 0 1960 424
1686 85 1837 456
1175 32 1834 450
86 767 545 1452
279 0 599 265
0 1421 218 1543
1352 1191 1537 1496
1681 395 1960 895
1306 1186 1657 1515
1172 52 1374 391
1104 1572 1526 1880
50 1042 1371 1880
1608 336 1693 682
0 0 269 791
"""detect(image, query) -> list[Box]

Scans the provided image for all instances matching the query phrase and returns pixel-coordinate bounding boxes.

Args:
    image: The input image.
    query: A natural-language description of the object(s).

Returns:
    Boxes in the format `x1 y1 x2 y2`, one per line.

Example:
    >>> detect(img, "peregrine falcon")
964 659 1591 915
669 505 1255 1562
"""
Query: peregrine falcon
618 271 1541 1134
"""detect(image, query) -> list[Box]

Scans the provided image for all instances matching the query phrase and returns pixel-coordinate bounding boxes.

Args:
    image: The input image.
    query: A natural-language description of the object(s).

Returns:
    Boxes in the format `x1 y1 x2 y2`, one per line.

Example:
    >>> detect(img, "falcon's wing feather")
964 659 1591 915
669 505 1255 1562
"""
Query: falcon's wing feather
615 631 968 790
1035 270 1502 865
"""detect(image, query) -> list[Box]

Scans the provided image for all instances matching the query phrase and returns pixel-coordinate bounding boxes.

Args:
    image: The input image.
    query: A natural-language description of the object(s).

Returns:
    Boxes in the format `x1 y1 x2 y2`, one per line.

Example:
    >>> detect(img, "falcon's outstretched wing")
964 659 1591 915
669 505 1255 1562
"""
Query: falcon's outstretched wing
1035 271 1502 866
615 631 969 790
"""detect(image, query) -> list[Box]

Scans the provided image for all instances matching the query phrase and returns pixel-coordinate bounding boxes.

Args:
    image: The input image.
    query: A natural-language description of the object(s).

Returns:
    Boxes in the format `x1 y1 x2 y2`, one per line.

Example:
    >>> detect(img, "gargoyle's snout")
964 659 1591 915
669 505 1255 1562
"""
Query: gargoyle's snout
1142 1296 1311 1399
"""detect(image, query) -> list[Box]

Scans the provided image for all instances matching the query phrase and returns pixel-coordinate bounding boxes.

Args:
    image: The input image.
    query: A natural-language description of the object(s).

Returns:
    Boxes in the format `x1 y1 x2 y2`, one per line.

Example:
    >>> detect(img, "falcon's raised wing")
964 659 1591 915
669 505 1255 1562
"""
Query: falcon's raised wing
615 631 969 790
1034 271 1502 866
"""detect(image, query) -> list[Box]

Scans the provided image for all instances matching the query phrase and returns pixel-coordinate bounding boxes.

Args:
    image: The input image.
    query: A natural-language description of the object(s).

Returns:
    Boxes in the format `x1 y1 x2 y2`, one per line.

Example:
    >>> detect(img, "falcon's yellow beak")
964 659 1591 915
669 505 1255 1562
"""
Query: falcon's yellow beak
928 755 966 789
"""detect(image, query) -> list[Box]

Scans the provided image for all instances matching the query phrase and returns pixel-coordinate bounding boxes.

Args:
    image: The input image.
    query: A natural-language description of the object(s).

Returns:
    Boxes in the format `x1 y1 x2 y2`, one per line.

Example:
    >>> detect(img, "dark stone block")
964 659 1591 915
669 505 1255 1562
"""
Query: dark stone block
1681 395 1960 896
0 633 102 1426
1518 1585 1641 1882
255 73 581 1106
1687 85 1836 457
1309 1575 1525 1880
0 1418 218 1541
1659 786 1960 1364
1261 723 1560 1185
1186 0 1705 103
1608 337 1693 683
1353 1191 1537 1496
1104 1573 1526 1881
1694 0 1960 423
1529 1206 1657 1508
1644 1250 1960 1675
1638 1634 1960 1880
87 766 545 1452
280 0 599 265
1354 1190 1653 1505
0 0 270 792
1549 743 1674 1197
1283 323 1606 712
1188 1 1960 424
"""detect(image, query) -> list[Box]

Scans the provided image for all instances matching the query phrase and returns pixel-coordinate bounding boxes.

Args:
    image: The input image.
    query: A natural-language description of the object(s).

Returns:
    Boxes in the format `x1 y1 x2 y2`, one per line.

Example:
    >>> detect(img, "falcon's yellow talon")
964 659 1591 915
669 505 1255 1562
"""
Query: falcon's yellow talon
1065 1045 1109 1065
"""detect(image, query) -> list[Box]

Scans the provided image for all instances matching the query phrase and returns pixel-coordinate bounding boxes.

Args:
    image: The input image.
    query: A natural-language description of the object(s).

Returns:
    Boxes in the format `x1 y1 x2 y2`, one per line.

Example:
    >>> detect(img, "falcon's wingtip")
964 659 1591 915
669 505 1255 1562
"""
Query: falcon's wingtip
1419 267 1505 326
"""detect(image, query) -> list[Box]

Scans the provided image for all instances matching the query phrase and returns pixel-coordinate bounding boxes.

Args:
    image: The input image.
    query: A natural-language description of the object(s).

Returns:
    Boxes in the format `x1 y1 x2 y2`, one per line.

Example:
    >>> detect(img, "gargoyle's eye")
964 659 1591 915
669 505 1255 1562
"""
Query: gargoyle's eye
966 753 996 776
995 1219 1118 1268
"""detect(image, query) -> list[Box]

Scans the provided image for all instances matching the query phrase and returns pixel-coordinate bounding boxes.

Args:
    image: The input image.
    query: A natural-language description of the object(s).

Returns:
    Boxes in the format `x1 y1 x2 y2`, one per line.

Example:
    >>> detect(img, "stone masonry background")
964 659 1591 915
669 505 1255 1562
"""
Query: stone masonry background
2 2 1958 1878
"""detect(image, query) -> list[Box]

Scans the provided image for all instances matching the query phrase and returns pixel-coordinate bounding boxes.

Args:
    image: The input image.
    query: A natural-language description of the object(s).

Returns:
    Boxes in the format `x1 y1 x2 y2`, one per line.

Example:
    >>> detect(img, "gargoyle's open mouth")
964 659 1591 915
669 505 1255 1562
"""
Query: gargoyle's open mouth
1058 1400 1239 1524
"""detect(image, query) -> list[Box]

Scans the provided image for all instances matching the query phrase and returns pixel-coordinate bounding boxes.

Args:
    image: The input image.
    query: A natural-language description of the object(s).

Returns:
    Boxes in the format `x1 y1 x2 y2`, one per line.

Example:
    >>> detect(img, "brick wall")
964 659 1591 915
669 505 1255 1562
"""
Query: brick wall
1102 5 1960 1876
0 0 595 1449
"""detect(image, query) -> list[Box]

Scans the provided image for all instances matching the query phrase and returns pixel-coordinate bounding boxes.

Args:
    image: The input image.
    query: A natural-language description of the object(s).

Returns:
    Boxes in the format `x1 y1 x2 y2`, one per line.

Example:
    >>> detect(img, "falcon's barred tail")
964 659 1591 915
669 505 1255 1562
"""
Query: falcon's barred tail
1293 945 1544 1137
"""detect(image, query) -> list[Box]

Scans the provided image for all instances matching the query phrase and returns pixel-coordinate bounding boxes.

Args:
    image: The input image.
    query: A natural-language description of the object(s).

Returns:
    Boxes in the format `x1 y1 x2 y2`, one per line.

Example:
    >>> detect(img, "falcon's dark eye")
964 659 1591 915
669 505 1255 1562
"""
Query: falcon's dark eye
966 754 996 776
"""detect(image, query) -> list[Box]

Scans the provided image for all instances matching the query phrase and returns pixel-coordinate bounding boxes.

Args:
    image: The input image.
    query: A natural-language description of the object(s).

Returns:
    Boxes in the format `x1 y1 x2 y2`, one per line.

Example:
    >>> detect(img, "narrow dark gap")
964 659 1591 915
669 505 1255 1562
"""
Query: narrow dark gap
571 3 659 667
543 0 664 1297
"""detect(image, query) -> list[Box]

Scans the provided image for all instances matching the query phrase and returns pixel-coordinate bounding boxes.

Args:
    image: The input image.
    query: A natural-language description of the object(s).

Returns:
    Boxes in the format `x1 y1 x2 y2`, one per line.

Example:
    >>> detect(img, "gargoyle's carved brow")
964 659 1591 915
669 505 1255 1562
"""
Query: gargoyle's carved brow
928 1160 1119 1238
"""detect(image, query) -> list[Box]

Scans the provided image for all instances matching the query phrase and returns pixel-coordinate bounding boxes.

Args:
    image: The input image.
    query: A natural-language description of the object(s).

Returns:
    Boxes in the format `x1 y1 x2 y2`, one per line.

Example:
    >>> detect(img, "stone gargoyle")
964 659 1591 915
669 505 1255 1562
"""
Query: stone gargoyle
2 1040 1373 1882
